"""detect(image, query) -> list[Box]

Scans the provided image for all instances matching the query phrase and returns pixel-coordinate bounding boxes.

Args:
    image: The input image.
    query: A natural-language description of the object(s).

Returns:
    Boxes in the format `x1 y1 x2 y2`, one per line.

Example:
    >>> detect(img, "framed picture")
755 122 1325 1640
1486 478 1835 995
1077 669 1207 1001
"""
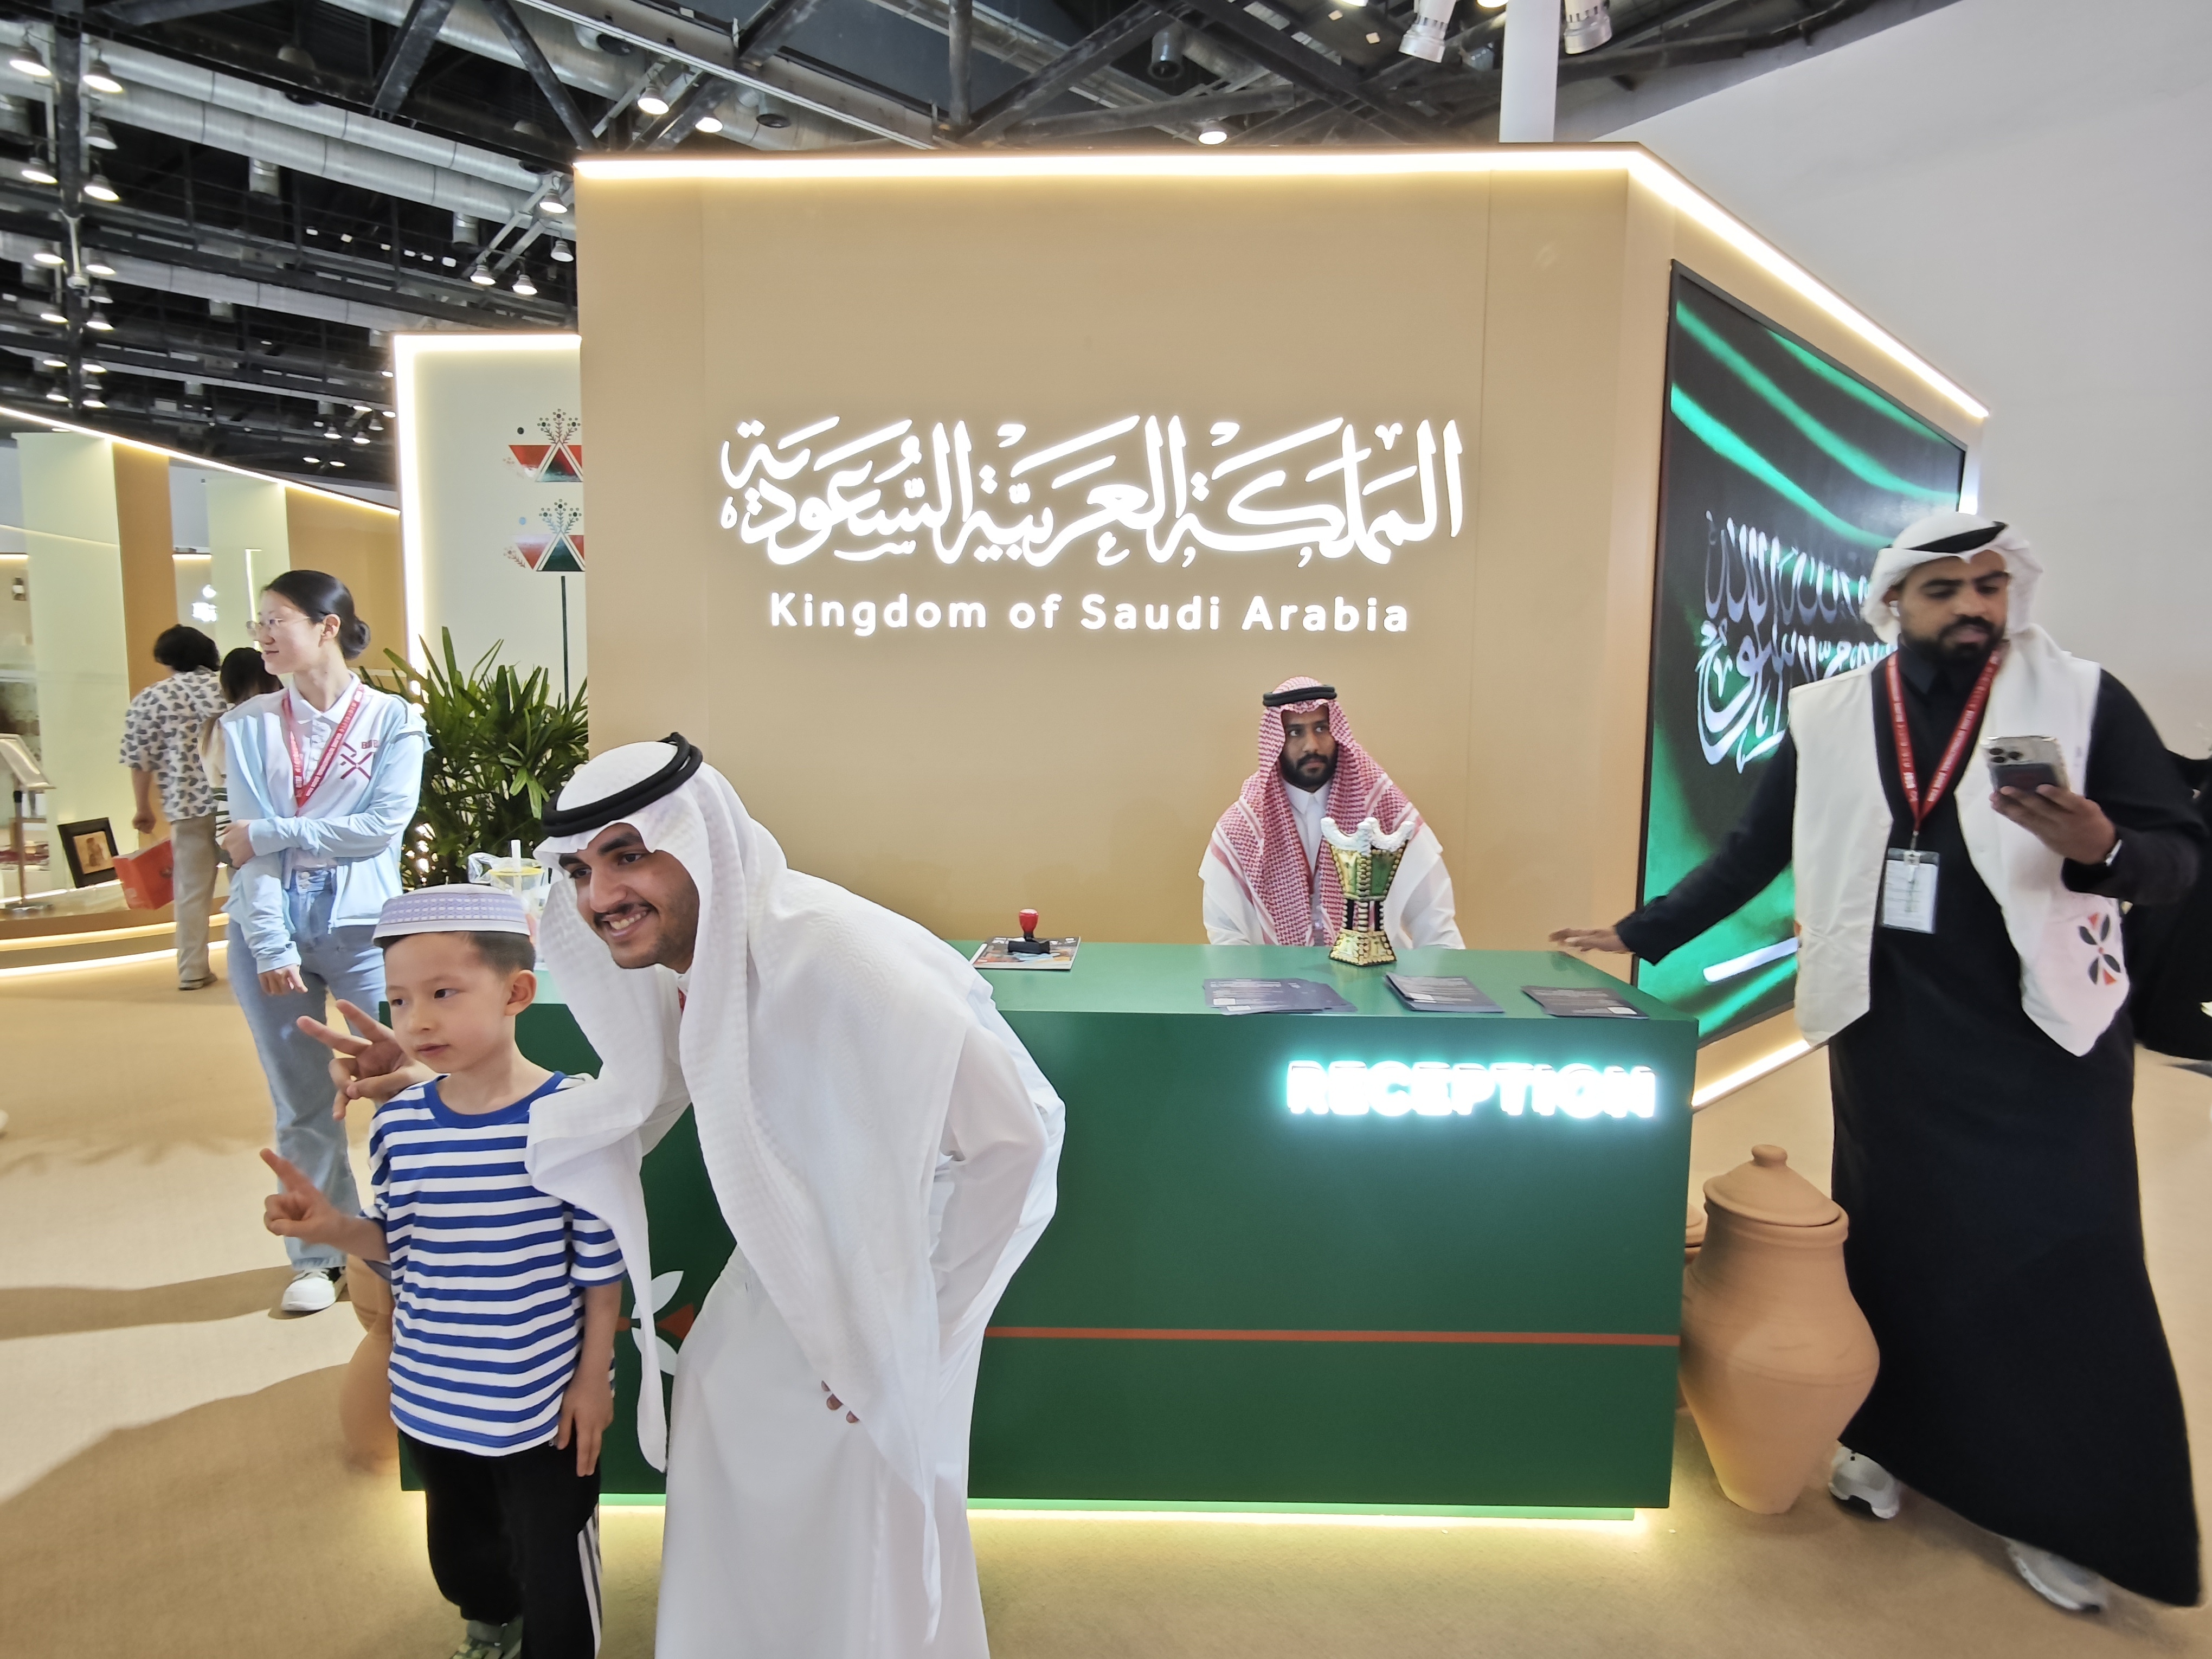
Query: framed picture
59 818 120 886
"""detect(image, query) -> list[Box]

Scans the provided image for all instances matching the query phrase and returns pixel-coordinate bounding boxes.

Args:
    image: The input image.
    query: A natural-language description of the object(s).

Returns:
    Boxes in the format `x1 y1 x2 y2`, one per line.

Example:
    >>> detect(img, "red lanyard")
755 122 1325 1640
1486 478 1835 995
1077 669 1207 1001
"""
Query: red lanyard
1883 646 2001 846
284 687 365 811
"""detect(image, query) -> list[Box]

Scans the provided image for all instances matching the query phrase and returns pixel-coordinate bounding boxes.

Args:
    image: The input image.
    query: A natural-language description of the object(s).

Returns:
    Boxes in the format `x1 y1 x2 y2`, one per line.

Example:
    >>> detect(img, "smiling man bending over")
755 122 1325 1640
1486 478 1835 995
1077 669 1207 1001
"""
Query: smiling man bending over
523 735 1063 1658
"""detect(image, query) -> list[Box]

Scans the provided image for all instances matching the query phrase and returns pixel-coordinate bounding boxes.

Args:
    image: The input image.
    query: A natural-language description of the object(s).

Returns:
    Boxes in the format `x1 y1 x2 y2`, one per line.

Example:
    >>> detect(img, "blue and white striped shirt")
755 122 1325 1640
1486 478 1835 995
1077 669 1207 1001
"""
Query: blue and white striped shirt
369 1073 625 1456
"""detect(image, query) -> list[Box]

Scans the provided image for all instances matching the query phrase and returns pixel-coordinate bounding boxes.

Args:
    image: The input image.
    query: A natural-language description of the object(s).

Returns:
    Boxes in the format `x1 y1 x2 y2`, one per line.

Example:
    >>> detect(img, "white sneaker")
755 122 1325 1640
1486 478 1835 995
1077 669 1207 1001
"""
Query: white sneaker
2005 1539 2110 1611
279 1267 342 1314
1828 1446 1902 1519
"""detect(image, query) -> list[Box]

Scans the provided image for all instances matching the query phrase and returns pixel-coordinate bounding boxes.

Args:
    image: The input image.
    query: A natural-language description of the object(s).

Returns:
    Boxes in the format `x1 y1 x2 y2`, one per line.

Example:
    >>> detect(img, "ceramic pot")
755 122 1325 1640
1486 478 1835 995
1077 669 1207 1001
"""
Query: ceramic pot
1679 1144 1878 1514
338 1255 398 1473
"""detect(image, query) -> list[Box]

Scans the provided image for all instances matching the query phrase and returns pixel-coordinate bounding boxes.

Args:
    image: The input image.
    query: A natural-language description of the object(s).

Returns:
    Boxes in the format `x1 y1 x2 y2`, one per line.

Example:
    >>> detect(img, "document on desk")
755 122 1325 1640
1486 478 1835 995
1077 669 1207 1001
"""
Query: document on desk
1521 985 1646 1019
1385 974 1503 1013
1203 978 1356 1015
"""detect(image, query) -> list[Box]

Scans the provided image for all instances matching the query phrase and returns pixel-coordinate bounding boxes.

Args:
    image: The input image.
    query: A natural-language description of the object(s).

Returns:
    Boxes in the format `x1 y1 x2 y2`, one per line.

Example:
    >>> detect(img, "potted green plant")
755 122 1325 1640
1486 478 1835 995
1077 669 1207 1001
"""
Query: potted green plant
371 629 589 888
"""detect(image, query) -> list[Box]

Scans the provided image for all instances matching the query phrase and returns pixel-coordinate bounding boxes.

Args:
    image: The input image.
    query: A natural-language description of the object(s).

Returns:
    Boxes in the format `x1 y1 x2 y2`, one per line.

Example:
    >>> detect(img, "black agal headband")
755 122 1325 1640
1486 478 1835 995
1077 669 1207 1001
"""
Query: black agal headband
539 732 705 837
1907 520 2007 555
1262 684 1338 709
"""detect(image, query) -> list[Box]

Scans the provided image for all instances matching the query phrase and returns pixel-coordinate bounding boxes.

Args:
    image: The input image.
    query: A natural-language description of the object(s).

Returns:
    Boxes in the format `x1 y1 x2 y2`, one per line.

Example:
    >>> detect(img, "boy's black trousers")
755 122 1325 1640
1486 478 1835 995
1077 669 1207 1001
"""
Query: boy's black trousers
403 1431 604 1658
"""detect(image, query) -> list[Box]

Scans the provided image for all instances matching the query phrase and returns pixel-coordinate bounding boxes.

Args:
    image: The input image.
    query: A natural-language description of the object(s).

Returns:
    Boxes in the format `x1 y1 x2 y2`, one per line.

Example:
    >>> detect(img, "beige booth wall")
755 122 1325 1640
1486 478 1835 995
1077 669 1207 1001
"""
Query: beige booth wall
286 489 406 670
574 155 1980 966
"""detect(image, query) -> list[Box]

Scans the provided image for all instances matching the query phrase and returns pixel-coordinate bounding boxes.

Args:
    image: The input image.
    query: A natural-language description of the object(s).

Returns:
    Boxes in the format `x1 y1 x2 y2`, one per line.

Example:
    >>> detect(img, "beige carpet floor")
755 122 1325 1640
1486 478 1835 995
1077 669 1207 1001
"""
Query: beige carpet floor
3 956 2208 1657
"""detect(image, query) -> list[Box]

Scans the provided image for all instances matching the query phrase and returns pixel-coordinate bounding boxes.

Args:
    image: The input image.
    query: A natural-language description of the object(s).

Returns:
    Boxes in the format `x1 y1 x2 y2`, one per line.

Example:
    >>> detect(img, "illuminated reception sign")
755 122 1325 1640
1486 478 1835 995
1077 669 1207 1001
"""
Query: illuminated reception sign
721 411 1461 643
1285 1059 1660 1120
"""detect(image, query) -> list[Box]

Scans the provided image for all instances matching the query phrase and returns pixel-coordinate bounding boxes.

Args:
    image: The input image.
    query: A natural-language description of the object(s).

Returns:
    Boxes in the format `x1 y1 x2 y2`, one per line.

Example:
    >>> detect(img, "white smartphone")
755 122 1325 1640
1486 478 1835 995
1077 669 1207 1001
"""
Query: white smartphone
1985 736 2068 794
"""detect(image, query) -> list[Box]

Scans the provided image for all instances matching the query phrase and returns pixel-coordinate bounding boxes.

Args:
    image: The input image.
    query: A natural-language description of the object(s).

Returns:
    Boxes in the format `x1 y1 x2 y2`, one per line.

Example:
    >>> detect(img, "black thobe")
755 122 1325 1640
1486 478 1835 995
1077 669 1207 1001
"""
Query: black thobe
1621 640 2206 1604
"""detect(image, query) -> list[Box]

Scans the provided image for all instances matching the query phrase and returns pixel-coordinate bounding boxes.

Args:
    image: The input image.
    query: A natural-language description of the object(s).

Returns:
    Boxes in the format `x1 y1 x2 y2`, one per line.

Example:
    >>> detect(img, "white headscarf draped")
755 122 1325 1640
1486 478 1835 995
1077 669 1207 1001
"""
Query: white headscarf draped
529 743 987 1622
1862 512 2042 643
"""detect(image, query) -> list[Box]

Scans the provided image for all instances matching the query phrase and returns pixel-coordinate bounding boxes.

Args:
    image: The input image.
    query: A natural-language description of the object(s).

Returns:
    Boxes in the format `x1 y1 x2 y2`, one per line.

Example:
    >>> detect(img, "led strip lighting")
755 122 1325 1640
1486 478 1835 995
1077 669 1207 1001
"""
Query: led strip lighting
391 331 582 669
1689 1037 1812 1109
0 402 399 515
573 147 1986 423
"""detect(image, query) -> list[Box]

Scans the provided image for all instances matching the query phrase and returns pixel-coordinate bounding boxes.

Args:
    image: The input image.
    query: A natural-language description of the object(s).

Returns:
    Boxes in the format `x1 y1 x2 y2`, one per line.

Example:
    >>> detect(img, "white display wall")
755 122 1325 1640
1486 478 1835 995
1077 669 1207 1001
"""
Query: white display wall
395 334 587 696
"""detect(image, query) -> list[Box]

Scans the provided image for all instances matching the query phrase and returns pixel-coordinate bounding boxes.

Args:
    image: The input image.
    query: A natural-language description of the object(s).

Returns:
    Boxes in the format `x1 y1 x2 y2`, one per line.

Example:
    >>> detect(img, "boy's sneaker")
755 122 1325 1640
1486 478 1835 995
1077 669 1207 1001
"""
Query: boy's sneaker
2005 1540 2110 1612
278 1266 342 1314
1828 1446 1902 1519
451 1618 522 1659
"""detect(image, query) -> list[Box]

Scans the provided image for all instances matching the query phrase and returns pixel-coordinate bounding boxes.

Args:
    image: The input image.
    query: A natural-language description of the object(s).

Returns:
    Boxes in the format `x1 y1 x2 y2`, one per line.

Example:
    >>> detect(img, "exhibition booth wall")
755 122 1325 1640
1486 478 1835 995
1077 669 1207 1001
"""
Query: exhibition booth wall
569 151 1983 1030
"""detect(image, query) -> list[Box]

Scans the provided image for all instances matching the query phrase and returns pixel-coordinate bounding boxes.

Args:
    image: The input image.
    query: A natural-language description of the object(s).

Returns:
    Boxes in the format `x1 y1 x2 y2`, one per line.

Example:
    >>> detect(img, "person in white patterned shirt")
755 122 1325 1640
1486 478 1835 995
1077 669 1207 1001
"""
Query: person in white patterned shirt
118 625 230 989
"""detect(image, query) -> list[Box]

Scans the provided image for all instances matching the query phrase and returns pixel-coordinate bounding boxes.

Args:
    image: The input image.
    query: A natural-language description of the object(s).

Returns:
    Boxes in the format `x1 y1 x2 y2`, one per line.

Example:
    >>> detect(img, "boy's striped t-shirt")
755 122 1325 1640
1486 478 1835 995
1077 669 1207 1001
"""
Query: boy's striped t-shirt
369 1073 625 1455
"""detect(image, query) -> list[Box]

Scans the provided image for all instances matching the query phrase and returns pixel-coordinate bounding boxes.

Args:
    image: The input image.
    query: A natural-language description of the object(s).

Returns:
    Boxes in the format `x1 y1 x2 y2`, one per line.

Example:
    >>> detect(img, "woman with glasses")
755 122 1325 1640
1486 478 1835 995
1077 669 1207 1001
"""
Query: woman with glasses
221 570 427 1315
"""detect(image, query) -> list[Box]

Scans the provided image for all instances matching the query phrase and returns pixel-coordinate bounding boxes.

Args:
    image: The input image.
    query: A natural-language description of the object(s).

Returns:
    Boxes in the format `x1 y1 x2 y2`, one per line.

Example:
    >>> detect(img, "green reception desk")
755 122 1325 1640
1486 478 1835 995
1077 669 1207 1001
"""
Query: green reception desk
516 946 1698 1513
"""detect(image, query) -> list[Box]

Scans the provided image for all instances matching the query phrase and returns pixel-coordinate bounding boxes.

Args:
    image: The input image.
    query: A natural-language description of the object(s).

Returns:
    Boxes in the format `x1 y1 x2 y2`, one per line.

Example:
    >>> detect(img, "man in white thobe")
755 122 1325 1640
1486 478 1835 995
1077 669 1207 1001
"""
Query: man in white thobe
526 735 1063 1658
1201 677 1463 949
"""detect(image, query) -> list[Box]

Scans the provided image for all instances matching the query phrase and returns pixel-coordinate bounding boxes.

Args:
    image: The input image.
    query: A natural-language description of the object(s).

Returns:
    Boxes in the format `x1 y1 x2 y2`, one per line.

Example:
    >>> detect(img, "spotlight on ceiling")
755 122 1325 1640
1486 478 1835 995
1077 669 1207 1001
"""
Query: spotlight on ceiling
757 111 791 130
44 390 67 404
83 395 105 408
21 160 58 186
536 196 569 215
83 56 125 95
512 274 539 297
352 433 371 445
1150 27 1184 82
695 113 723 134
635 69 671 117
83 175 120 203
550 243 575 263
86 314 114 331
9 45 51 80
468 265 496 286
1561 0 1612 53
87 119 118 151
1197 123 1228 145
89 284 113 306
37 308 66 325
328 459 345 467
85 254 115 277
38 356 64 369
31 248 63 267
1397 0 1457 60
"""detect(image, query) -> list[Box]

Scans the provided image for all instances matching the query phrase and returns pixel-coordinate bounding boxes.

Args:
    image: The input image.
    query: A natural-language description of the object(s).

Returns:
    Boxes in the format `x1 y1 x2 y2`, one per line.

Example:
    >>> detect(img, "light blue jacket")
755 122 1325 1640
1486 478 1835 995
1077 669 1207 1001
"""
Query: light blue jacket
222 682 428 972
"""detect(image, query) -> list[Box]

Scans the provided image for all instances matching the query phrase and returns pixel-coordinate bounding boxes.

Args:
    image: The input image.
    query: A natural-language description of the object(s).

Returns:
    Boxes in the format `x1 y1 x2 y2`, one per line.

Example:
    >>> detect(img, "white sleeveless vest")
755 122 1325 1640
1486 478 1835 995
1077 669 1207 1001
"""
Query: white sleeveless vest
1787 625 2125 1056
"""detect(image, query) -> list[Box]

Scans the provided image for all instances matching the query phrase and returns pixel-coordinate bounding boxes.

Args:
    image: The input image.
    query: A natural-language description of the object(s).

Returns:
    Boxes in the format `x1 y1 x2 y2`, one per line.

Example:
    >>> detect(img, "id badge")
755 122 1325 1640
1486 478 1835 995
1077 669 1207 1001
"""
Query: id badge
1881 847 1939 934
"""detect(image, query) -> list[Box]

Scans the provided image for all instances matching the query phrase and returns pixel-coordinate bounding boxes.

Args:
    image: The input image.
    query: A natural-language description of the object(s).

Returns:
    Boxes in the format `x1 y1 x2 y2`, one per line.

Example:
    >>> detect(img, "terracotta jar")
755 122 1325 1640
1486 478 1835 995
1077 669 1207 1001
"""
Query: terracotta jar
338 1255 398 1473
1679 1144 1879 1514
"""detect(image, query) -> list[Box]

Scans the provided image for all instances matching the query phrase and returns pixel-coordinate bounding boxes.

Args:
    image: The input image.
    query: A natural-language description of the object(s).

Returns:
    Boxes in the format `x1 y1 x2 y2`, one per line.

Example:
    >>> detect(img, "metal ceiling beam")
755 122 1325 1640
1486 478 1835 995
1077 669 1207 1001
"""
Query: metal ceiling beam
639 75 721 149
963 3 1163 143
1160 0 1427 139
735 0 832 70
946 0 973 128
479 0 598 147
85 0 265 25
1006 82 1296 140
370 0 461 114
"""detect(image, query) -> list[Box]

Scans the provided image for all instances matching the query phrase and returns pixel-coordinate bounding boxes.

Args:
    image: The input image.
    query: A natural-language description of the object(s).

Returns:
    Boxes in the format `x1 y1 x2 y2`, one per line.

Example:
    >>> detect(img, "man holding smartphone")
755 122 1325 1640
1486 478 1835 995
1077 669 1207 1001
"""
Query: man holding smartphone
1554 512 2204 1613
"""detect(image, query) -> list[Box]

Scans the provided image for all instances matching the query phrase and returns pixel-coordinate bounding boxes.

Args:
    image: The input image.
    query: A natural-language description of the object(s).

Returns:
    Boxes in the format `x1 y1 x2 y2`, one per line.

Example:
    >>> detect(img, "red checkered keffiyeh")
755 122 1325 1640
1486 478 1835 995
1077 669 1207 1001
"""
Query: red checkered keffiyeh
1206 677 1421 946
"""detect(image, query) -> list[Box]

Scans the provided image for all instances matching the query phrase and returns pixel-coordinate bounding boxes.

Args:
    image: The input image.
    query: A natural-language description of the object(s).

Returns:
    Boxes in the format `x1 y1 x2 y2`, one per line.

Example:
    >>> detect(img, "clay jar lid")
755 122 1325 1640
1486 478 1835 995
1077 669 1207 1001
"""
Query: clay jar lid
1702 1144 1842 1227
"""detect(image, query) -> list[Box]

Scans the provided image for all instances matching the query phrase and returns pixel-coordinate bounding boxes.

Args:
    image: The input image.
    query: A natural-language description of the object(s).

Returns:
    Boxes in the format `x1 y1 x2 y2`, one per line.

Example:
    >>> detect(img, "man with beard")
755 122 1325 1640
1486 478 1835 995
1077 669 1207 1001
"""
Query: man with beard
308 736 1063 1657
1553 514 2203 1612
1202 677 1462 949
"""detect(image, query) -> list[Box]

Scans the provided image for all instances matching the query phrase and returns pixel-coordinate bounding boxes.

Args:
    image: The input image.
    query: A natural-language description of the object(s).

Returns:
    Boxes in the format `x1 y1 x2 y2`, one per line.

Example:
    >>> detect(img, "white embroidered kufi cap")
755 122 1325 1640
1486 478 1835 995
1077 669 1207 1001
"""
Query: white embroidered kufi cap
372 883 531 942
1863 512 2041 643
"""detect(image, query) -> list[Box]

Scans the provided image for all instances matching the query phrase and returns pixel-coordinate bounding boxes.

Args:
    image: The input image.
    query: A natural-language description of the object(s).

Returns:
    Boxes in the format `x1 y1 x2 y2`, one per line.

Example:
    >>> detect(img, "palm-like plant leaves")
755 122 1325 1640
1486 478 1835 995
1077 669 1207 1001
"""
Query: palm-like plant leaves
369 629 589 888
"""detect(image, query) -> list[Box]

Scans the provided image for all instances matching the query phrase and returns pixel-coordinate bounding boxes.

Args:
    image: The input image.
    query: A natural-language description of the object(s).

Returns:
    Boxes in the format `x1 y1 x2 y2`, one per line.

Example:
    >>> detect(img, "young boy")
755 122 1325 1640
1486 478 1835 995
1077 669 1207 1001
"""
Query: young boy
262 885 622 1659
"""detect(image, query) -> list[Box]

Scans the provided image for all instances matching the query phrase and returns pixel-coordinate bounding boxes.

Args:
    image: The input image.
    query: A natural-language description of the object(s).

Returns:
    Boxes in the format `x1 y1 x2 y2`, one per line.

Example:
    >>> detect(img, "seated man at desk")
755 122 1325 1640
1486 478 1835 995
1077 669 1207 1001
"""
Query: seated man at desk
1202 677 1463 949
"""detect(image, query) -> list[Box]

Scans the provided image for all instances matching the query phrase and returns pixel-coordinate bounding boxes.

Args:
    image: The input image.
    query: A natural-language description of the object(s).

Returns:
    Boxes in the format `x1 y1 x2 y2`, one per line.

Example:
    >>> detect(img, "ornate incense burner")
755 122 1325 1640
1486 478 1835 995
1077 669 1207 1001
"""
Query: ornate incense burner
1322 815 1412 966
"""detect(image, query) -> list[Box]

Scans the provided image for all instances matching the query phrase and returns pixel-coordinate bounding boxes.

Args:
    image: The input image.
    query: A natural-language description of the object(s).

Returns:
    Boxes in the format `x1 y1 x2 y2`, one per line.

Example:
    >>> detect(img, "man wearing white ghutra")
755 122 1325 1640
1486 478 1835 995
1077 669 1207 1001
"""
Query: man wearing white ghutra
1555 515 2204 1613
526 736 1062 1657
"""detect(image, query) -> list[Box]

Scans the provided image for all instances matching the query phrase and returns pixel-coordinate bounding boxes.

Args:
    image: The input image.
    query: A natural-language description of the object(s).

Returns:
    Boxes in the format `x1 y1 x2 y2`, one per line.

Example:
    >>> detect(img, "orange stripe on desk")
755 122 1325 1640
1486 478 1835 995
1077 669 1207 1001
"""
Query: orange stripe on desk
985 1327 1679 1347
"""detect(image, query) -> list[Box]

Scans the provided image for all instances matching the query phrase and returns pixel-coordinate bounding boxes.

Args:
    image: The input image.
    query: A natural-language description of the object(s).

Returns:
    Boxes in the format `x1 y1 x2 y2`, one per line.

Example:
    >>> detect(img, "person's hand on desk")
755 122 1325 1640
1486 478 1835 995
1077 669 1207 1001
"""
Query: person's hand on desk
1550 925 1628 954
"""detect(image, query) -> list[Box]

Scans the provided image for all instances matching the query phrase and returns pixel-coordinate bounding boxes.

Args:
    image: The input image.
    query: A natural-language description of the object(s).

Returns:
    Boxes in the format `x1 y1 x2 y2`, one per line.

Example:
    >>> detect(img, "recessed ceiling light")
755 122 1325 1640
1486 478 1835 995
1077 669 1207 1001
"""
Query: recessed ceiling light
83 56 124 95
21 161 58 185
9 46 51 79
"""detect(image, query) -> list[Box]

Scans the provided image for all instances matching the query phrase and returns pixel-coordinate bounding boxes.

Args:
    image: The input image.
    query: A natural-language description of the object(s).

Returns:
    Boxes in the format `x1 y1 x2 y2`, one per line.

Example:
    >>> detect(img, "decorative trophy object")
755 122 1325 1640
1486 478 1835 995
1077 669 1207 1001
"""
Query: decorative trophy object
1007 908 1052 956
1321 815 1413 966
